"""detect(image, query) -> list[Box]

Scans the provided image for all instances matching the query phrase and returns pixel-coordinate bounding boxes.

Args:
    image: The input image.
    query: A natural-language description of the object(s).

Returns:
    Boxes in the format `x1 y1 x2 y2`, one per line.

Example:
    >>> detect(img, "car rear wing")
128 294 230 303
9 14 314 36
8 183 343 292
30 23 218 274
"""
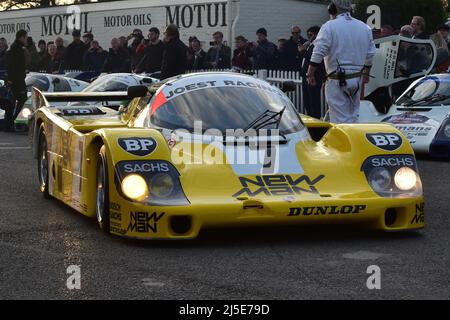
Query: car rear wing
32 85 148 109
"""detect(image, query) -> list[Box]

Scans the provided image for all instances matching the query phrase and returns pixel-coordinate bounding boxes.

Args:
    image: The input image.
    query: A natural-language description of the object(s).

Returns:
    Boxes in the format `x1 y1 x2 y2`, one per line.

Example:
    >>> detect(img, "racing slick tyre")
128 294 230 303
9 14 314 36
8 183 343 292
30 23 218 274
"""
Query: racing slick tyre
37 124 50 199
96 146 110 233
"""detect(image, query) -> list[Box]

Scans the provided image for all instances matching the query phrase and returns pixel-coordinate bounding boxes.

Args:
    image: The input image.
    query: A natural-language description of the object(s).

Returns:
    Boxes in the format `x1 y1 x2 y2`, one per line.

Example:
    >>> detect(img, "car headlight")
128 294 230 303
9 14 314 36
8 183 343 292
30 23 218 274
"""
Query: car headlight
115 160 189 206
368 167 392 192
121 174 149 200
443 124 450 138
394 167 417 191
150 173 174 198
362 155 422 197
20 107 32 118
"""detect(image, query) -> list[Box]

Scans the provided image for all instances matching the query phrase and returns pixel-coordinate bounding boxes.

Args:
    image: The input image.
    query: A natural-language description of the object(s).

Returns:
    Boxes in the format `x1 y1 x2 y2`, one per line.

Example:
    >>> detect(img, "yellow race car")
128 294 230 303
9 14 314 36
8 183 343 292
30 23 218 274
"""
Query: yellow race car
30 72 425 240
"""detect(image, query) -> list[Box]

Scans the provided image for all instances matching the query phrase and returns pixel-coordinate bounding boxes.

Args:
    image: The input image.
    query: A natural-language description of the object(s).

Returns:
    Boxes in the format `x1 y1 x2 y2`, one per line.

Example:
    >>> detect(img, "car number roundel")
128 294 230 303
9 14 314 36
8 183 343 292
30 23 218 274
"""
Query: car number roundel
118 137 157 156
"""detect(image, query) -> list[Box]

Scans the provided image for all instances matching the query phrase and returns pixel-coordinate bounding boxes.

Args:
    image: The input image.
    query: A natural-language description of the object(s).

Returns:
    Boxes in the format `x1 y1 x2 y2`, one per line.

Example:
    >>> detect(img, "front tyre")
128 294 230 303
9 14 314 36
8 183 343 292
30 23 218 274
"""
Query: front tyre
96 146 110 233
37 124 50 198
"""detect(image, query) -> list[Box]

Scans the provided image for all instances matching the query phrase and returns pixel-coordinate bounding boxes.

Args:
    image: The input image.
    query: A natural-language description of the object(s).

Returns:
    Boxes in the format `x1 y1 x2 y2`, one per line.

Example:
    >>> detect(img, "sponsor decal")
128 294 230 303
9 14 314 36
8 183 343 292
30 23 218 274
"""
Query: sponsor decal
411 202 425 224
370 155 415 168
232 175 325 198
288 205 367 216
110 221 122 228
110 227 127 235
366 133 403 151
122 161 170 174
110 211 122 222
127 211 165 233
110 202 121 211
118 137 157 156
383 113 430 125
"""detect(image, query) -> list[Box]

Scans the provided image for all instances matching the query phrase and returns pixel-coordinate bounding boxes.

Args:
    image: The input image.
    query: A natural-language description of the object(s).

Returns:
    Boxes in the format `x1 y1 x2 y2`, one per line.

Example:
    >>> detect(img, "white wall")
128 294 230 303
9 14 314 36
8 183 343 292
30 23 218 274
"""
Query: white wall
234 0 329 44
0 0 329 49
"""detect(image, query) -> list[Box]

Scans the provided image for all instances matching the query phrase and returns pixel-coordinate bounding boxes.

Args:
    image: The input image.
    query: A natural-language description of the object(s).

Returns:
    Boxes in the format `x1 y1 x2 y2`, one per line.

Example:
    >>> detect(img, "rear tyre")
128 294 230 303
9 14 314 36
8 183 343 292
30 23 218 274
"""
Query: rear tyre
96 146 110 233
37 125 50 199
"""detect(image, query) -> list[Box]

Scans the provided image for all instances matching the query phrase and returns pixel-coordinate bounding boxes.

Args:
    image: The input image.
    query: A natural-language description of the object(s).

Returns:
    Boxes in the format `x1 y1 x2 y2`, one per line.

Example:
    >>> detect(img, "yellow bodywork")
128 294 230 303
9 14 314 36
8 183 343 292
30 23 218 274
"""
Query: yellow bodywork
31 91 425 240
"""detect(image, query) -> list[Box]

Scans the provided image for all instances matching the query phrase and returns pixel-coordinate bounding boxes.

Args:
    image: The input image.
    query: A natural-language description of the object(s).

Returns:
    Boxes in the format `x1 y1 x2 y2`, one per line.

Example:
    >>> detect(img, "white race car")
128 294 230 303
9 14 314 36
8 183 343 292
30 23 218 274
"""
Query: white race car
358 35 450 157
82 73 158 93
0 73 88 130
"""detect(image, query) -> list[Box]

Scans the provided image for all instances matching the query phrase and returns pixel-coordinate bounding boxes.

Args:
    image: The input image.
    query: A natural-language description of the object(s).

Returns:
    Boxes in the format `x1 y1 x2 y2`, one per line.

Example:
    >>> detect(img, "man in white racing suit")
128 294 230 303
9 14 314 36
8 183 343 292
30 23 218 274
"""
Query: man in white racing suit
306 0 376 123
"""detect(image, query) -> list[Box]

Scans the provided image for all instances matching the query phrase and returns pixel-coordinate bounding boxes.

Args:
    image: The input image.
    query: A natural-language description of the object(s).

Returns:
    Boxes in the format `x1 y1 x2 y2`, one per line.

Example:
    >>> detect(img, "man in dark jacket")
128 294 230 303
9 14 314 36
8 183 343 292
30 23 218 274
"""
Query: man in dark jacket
0 38 8 71
40 43 63 74
127 29 145 71
250 28 278 70
135 27 164 74
103 38 130 73
83 41 107 72
232 36 253 70
284 26 307 71
204 31 231 69
63 30 86 71
160 24 188 80
300 26 325 119
4 30 28 132
186 37 206 71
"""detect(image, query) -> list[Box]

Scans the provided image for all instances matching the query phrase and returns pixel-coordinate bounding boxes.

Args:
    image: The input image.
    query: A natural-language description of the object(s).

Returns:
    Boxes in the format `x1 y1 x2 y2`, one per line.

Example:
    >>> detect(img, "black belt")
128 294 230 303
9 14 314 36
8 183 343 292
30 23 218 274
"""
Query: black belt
327 72 362 80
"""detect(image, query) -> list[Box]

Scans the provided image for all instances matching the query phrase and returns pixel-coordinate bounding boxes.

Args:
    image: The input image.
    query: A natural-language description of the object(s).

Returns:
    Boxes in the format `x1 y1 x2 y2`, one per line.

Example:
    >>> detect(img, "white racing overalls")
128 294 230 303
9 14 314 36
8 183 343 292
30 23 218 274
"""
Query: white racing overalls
310 12 376 124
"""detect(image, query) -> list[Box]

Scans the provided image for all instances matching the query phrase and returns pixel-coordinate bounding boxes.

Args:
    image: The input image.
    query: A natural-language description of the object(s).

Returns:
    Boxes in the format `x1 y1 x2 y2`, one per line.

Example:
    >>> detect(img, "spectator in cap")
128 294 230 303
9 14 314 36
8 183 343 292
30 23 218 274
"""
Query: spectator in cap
103 38 130 73
135 27 164 73
34 39 47 72
232 35 253 70
82 32 94 51
63 30 86 71
249 27 278 70
160 24 188 79
204 31 231 69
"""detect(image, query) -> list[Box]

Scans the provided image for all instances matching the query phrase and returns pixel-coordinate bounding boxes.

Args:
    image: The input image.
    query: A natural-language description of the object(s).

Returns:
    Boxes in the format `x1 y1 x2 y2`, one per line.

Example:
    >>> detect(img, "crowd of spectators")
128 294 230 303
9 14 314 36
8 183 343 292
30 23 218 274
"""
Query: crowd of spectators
0 24 324 79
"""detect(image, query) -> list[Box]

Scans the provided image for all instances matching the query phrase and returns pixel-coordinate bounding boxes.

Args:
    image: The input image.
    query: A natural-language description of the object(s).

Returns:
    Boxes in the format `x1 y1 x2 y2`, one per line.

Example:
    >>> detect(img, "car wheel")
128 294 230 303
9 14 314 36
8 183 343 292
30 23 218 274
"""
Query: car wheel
96 146 110 233
37 125 50 198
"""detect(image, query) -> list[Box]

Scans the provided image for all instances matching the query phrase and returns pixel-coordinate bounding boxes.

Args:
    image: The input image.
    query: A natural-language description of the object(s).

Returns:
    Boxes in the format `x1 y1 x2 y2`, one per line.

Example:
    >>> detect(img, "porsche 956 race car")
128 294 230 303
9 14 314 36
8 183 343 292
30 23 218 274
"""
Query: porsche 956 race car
359 35 450 157
31 72 425 240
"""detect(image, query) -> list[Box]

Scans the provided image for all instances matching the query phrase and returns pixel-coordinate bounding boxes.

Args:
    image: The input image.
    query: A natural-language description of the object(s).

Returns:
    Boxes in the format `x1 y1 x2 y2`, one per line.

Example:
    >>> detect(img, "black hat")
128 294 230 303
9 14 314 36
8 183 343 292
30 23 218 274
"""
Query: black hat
72 29 81 37
256 28 267 36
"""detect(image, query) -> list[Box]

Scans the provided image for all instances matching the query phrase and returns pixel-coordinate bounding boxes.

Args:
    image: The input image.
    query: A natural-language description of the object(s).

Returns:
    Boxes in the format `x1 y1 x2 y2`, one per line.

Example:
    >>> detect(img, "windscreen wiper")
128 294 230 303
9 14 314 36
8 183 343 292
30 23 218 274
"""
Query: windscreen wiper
244 107 287 132
404 94 450 107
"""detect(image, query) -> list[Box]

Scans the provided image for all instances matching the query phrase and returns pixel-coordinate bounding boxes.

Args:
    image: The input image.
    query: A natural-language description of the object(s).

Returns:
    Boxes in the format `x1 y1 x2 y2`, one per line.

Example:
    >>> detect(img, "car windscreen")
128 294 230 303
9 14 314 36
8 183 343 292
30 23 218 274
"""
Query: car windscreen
149 86 304 135
397 76 450 106
26 75 50 92
84 79 130 92
394 41 434 79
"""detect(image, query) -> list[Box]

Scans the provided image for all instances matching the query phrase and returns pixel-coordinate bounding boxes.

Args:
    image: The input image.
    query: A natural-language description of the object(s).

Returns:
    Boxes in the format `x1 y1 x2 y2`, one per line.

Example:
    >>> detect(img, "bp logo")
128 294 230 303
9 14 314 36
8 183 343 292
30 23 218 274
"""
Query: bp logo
366 133 403 151
118 137 157 156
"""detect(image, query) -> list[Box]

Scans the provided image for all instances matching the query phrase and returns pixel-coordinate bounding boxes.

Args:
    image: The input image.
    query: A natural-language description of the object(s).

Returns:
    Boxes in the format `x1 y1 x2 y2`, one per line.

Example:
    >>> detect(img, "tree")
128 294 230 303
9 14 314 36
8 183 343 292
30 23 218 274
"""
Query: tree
2 0 58 9
354 0 448 34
